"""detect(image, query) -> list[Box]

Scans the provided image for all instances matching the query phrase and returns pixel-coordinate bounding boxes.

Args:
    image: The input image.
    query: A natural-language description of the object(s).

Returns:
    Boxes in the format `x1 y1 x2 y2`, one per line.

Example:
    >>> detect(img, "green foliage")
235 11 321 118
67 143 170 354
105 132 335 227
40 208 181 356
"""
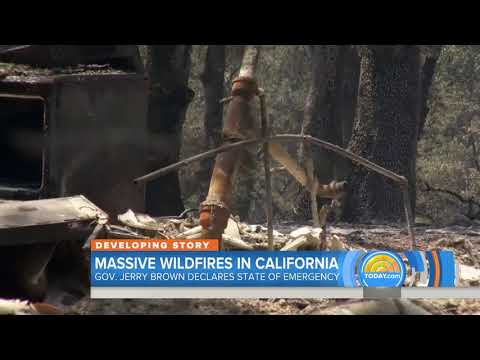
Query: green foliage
417 45 480 225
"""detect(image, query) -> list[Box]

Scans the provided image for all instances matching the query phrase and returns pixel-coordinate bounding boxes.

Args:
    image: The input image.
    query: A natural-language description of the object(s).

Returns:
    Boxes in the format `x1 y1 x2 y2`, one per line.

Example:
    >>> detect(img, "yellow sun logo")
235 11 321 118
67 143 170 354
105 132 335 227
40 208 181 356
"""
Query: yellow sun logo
363 254 401 273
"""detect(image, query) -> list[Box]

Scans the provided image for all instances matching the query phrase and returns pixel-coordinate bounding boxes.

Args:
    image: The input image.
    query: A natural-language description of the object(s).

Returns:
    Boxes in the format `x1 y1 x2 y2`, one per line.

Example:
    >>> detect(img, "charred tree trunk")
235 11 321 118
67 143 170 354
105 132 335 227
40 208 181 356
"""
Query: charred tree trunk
145 45 194 216
201 45 226 149
301 45 341 184
343 45 423 223
296 45 360 220
418 46 442 140
334 45 361 178
197 46 226 198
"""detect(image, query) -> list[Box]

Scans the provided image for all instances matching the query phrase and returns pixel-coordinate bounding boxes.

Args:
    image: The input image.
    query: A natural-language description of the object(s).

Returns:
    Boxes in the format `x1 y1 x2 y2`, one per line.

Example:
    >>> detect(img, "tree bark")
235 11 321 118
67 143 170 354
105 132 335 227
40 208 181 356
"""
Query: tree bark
196 46 227 199
344 45 423 223
301 45 341 184
334 45 361 178
296 45 360 220
418 46 442 140
201 45 226 149
145 45 194 216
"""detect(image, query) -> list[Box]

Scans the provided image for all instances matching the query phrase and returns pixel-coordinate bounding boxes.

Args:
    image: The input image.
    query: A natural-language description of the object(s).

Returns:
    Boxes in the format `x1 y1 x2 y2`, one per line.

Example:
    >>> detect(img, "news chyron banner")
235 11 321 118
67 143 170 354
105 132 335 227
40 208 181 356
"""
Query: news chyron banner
90 239 458 298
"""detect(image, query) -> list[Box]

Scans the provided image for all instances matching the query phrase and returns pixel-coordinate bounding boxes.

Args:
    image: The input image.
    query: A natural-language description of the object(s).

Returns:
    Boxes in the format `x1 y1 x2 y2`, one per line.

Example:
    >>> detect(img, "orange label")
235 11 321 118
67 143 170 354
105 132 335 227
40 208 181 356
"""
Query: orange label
91 239 219 251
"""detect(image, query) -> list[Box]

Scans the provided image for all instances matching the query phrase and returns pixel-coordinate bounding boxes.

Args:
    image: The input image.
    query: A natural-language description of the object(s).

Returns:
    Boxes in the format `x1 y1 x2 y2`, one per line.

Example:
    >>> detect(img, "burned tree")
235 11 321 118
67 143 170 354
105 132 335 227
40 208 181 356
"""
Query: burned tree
418 45 442 140
201 45 226 150
335 45 361 177
296 45 360 219
196 46 227 197
301 45 341 184
301 45 360 180
145 46 194 216
343 45 439 223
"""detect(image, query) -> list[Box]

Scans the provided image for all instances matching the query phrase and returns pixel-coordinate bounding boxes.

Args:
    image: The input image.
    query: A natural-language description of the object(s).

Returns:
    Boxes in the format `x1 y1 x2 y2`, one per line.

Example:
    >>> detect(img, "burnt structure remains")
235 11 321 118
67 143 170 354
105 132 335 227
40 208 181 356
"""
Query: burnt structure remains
0 45 148 216
0 45 149 302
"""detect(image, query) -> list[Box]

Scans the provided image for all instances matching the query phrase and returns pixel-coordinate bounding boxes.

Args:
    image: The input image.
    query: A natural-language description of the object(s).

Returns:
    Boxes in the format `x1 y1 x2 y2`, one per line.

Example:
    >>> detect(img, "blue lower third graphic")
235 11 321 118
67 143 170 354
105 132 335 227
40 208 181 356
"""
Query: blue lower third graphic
90 250 457 288
91 251 354 287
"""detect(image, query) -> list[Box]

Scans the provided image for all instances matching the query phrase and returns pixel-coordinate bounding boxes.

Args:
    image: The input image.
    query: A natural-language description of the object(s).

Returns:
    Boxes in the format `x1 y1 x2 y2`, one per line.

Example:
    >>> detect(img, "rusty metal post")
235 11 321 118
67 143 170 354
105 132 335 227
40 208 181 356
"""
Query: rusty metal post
199 47 260 248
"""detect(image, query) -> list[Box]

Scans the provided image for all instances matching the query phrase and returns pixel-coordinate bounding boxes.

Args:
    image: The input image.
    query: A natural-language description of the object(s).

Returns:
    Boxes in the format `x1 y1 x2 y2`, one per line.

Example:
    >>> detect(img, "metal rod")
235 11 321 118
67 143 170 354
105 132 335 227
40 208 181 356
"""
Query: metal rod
134 134 408 187
134 133 414 248
402 187 416 249
259 93 274 251
305 147 320 227
134 138 259 184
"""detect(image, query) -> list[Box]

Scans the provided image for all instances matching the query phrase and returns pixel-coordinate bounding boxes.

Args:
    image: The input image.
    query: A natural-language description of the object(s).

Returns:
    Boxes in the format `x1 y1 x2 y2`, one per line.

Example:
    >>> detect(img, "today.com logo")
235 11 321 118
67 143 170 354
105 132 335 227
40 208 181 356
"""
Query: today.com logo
358 251 406 287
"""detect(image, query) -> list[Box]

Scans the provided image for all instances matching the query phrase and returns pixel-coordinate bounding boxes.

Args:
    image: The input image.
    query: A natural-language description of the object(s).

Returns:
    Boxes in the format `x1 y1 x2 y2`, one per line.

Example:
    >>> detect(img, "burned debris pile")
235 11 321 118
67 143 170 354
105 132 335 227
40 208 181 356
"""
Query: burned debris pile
1 194 480 315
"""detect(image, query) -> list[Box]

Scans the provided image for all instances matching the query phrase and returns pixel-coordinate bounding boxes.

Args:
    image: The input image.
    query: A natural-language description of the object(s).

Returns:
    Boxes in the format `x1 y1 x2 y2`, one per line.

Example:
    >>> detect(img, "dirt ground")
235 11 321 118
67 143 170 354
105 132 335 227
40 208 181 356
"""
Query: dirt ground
57 223 480 315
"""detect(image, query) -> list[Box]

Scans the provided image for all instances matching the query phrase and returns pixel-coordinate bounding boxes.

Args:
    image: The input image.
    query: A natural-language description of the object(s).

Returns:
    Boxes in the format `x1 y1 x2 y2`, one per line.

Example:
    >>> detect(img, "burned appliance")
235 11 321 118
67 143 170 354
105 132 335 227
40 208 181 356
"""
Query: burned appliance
0 45 148 216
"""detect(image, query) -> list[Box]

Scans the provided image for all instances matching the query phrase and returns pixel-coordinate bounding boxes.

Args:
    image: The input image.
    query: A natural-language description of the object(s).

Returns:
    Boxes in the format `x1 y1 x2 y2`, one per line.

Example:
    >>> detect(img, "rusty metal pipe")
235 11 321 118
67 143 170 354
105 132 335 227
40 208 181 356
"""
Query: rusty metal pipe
200 90 258 247
200 47 261 247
